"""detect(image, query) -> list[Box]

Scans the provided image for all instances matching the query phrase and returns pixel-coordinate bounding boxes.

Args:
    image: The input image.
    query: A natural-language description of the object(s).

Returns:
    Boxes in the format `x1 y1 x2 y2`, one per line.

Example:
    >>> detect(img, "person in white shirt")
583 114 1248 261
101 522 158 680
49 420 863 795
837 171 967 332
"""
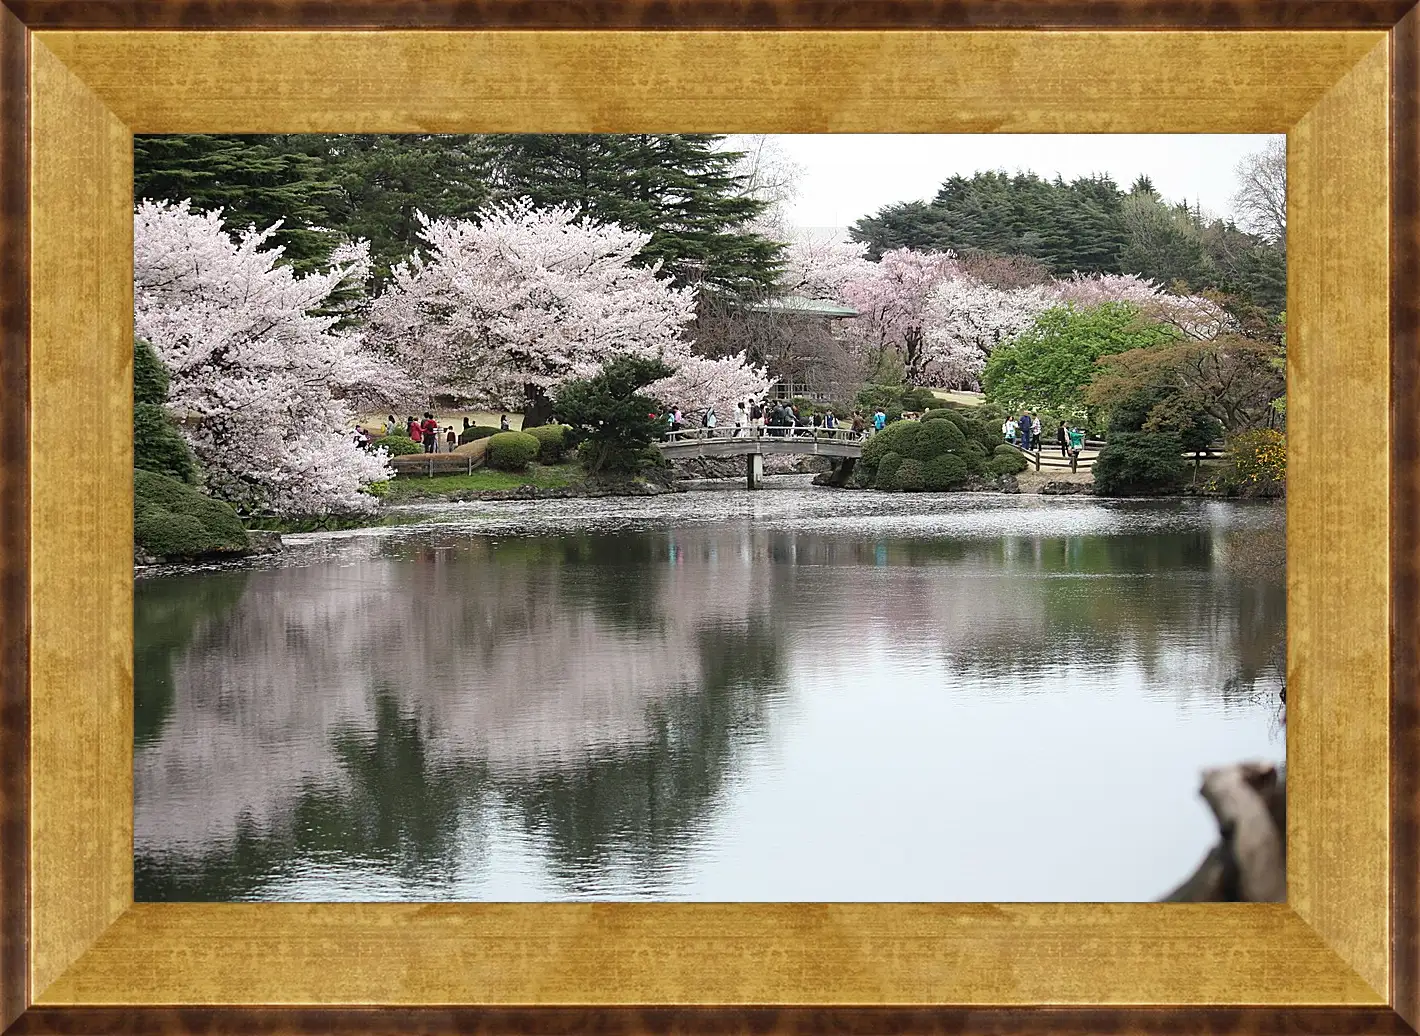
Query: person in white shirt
734 402 746 437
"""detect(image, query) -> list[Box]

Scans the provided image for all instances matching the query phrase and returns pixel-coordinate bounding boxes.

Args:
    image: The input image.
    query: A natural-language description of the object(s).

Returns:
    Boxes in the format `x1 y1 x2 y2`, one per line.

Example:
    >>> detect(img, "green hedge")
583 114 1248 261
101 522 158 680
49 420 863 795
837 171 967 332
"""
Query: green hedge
923 454 970 490
488 431 541 471
458 425 500 445
857 411 991 492
134 338 198 485
1092 431 1186 496
895 458 926 491
986 452 1028 476
528 424 570 462
372 435 423 456
909 418 966 460
876 451 905 489
134 469 249 559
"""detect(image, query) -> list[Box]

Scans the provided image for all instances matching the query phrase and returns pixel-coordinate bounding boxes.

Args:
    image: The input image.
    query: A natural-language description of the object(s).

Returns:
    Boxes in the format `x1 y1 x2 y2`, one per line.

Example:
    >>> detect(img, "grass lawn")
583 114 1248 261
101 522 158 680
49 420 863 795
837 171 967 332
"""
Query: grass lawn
929 389 986 407
386 461 584 498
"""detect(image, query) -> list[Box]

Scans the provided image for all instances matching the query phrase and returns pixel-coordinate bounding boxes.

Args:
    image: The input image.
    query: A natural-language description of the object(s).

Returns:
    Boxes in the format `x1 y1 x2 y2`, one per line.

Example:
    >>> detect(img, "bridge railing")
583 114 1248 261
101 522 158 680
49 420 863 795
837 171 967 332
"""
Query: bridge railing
661 425 871 445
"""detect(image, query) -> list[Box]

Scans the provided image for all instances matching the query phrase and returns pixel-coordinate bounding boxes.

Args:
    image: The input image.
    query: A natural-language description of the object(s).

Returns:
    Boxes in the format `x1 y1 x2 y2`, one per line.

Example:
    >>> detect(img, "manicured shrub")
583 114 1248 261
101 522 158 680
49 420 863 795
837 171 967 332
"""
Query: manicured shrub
875 451 905 489
964 420 1000 453
902 387 940 412
923 454 970 490
994 443 1022 457
909 417 966 460
862 420 920 467
458 424 500 445
134 469 249 559
1092 431 1186 496
895 458 925 491
134 402 198 484
986 454 1027 477
528 423 569 462
488 431 541 471
920 408 956 423
372 435 423 456
134 338 198 484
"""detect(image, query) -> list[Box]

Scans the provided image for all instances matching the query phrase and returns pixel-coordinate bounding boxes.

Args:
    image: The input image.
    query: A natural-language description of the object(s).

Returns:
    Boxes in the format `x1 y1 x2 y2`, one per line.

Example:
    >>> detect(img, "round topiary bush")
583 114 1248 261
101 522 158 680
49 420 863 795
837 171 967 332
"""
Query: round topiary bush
488 430 541 471
964 420 1000 453
920 408 956 423
862 420 920 466
875 451 905 489
458 424 500 445
1092 431 1186 496
993 443 1022 457
372 435 423 456
909 417 967 460
895 458 926 491
527 424 569 463
987 449 1029 476
923 454 970 490
134 469 250 559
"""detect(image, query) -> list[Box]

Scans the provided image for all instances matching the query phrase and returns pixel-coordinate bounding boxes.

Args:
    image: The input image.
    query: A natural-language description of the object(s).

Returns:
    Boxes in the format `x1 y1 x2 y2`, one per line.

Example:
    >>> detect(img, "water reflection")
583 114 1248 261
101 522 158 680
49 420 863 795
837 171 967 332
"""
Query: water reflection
134 491 1285 902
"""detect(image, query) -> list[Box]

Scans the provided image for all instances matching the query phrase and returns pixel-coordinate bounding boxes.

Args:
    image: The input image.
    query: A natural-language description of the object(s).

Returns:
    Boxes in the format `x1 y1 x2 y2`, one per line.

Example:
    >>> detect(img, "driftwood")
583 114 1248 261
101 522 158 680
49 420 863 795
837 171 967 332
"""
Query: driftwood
1162 761 1286 902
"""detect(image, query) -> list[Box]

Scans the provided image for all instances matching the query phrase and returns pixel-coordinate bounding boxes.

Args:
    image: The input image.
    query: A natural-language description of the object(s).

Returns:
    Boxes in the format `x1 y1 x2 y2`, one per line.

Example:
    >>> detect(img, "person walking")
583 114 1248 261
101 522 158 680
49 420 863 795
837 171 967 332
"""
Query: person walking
749 400 764 437
873 408 887 432
705 408 717 433
1032 413 1043 447
1057 421 1069 458
421 412 439 453
1067 423 1087 473
406 415 421 445
446 427 458 453
734 402 746 438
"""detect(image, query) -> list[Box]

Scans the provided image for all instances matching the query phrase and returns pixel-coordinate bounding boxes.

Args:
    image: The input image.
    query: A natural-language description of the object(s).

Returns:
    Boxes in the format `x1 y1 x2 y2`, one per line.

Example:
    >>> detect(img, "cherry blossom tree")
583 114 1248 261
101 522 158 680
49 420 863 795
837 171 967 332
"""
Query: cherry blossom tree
133 200 397 516
1051 272 1229 339
367 201 700 426
778 232 875 300
839 247 961 383
646 352 775 422
922 279 1057 388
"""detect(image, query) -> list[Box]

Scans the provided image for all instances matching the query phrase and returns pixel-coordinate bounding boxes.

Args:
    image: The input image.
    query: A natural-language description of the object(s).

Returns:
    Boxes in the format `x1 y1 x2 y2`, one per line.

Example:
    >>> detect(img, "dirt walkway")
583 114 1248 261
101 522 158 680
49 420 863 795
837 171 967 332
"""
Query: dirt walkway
1016 467 1095 492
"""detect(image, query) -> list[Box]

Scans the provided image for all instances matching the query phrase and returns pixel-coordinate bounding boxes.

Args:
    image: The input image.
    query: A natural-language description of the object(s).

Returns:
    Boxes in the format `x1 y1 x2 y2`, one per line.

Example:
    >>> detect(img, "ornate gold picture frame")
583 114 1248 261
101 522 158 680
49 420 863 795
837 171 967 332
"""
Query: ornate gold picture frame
0 4 1416 1032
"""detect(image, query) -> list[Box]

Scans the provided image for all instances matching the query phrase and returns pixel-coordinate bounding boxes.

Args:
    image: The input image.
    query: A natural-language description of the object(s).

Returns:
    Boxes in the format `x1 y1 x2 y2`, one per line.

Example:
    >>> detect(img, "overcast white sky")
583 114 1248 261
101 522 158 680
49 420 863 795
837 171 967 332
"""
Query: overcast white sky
765 134 1282 232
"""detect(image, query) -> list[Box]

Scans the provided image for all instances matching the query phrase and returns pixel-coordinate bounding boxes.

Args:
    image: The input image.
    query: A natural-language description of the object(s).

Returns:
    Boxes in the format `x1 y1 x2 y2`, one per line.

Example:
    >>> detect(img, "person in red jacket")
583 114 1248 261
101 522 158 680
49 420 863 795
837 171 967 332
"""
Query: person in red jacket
406 416 421 444
420 412 438 453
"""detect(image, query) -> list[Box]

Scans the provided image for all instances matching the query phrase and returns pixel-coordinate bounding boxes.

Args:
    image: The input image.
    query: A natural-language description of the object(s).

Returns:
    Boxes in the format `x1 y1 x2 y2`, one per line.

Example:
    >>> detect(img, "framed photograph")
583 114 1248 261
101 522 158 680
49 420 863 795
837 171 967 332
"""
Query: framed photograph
1 2 1416 1033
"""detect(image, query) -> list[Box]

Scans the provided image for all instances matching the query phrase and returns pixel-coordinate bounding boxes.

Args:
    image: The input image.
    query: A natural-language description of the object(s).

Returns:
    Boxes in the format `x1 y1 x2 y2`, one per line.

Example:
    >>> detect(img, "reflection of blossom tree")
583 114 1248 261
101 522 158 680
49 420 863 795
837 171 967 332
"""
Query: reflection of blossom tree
134 506 1285 900
497 623 783 894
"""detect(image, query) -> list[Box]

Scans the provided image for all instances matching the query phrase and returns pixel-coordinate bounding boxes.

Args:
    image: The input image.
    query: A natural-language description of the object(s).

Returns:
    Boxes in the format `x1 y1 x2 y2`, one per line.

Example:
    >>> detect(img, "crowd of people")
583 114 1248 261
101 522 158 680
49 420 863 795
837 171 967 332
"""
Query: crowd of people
1003 411 1089 466
352 412 515 453
659 400 890 440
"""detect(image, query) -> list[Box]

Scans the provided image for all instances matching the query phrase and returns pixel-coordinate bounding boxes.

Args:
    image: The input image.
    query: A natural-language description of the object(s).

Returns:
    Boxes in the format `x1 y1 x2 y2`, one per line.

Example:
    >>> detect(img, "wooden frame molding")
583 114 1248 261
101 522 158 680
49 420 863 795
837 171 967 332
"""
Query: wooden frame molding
0 8 1416 1035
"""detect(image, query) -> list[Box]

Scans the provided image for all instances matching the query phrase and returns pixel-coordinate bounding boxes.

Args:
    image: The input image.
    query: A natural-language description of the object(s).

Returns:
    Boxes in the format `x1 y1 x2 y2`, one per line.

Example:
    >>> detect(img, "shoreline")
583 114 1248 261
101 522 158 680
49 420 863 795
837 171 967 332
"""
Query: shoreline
135 478 1282 573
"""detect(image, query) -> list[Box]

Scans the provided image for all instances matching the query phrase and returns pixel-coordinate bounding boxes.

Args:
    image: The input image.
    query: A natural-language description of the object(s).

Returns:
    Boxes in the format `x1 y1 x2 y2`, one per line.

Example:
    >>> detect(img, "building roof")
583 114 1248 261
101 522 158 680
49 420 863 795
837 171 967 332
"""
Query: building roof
743 294 860 319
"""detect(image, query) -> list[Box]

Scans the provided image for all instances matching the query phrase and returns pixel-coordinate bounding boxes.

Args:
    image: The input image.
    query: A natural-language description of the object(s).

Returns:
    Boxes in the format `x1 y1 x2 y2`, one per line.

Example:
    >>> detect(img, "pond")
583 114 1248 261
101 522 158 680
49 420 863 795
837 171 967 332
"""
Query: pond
134 480 1286 903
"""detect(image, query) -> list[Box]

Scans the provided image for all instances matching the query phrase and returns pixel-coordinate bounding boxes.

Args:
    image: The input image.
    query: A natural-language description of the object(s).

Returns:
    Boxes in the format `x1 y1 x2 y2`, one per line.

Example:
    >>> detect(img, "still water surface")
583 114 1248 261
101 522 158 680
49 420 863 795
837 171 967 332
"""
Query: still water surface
135 483 1286 902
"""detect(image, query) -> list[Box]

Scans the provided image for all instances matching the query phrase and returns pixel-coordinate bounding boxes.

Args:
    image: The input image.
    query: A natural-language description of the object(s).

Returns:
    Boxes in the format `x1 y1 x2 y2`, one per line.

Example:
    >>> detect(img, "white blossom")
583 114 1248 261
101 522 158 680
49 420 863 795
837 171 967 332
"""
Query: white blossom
134 200 396 516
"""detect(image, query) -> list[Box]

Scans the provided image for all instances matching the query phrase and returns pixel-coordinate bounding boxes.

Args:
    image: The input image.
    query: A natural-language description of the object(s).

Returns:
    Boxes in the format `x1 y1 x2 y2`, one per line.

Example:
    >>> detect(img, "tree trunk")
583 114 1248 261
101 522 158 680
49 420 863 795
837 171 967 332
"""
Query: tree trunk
521 383 554 429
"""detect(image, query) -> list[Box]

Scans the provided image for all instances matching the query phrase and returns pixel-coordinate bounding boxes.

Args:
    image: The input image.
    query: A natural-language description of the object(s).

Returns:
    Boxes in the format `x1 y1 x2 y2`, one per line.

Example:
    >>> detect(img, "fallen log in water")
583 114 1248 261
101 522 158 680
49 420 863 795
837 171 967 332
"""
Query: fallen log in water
1162 760 1286 902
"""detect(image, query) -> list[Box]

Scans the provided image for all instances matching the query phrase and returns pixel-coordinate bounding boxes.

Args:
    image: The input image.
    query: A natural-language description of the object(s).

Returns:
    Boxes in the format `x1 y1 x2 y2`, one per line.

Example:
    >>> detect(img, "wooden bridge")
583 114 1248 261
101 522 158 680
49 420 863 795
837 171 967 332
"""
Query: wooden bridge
655 426 867 489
